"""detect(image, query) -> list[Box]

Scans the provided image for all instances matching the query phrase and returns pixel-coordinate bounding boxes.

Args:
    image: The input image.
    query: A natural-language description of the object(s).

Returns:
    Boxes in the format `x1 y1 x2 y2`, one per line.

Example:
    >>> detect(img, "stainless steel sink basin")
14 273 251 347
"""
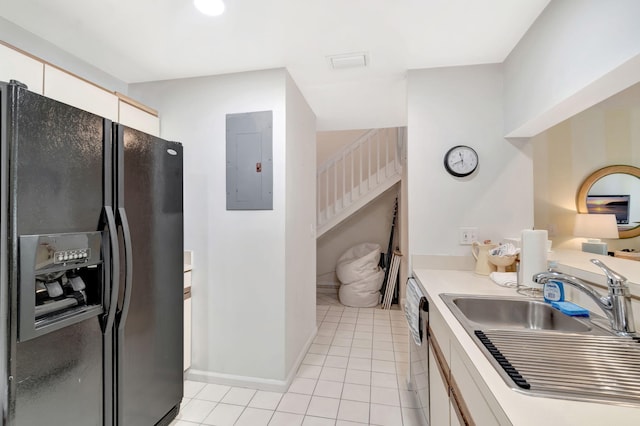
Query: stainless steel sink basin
438 294 640 406
442 295 592 333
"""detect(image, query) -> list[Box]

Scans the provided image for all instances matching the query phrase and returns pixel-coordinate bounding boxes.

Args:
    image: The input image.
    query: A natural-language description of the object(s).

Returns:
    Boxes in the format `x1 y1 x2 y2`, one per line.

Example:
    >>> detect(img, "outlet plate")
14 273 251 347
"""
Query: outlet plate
459 227 478 245
547 223 557 237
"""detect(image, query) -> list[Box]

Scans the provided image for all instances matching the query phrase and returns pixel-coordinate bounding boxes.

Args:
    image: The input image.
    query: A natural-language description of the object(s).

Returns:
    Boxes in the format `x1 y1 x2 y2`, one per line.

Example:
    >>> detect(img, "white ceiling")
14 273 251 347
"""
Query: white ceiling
0 0 550 130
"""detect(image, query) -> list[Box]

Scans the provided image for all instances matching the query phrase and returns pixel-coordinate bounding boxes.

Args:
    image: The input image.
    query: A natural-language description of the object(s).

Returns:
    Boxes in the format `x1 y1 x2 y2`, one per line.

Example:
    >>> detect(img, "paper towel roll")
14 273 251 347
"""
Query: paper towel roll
518 229 548 289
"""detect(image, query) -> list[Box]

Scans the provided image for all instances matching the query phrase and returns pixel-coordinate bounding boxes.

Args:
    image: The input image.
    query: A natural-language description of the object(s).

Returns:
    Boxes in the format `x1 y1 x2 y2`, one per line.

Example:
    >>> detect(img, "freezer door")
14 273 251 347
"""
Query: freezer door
14 89 105 235
1 82 10 426
115 125 183 426
6 84 110 425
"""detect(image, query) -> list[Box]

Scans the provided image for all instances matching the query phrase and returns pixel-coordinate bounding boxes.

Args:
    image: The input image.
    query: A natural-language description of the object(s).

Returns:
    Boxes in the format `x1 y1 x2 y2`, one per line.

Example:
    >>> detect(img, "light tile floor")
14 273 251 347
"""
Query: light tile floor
172 291 425 426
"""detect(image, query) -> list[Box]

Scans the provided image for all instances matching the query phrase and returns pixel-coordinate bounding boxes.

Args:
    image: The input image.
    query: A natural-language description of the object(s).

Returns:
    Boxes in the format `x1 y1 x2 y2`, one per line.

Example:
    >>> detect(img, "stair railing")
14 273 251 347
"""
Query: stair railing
317 128 402 231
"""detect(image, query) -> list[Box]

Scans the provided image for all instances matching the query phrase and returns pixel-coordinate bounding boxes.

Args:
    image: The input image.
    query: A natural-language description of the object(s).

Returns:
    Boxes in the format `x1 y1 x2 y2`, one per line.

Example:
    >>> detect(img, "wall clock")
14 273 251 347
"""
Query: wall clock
443 145 478 177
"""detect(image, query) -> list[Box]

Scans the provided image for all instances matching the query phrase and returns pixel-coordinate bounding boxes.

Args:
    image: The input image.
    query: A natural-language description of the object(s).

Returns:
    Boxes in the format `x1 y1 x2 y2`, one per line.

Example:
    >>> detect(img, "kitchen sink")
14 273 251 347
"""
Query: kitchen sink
439 294 640 405
442 295 593 333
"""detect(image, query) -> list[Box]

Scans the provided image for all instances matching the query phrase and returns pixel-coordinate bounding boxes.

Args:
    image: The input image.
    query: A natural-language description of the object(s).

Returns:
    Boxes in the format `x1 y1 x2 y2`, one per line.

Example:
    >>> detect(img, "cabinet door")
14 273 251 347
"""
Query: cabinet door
184 270 192 371
184 271 192 289
450 400 463 426
451 341 503 426
0 44 44 94
119 100 160 137
184 296 192 371
429 343 450 426
44 64 118 120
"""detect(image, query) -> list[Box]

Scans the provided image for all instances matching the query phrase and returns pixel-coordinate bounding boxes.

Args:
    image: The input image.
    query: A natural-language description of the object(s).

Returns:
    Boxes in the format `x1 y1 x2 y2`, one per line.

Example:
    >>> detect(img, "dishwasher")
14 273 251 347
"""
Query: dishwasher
406 278 429 425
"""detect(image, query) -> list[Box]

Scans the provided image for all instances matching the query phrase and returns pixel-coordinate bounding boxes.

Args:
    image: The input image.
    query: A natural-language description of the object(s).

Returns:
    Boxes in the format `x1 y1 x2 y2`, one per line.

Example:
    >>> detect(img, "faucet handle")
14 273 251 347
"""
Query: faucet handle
591 259 627 287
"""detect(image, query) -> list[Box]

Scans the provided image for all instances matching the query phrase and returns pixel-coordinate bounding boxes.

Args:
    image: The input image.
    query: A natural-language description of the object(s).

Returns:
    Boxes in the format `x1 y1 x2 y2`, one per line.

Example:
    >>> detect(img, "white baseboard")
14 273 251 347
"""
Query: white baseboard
187 368 290 392
316 271 339 288
317 281 339 288
282 326 318 390
187 326 318 393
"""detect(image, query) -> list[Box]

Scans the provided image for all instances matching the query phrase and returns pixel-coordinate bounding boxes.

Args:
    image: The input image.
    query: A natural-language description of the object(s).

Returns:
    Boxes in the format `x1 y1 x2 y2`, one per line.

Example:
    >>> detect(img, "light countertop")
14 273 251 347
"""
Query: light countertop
412 268 640 426
550 249 640 297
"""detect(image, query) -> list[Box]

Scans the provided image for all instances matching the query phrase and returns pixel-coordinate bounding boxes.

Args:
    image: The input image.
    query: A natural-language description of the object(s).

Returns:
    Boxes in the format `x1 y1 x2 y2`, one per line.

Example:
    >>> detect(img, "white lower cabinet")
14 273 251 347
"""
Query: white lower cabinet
428 342 450 426
450 401 463 426
451 340 508 425
428 297 510 426
184 270 192 371
184 296 192 371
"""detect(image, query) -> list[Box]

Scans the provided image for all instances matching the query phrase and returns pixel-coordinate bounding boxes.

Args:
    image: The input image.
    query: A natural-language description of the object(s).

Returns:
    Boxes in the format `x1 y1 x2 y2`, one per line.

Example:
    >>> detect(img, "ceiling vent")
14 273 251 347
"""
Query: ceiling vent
328 52 369 70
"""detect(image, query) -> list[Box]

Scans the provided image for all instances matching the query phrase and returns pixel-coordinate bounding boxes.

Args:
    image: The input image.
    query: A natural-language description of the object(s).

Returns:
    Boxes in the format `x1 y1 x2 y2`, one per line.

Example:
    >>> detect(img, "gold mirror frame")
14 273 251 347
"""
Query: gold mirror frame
576 165 640 239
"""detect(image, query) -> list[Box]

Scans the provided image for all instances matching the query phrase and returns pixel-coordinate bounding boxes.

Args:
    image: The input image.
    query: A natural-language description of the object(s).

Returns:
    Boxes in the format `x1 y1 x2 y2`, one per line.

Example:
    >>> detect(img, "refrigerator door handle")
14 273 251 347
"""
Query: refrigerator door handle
102 206 120 332
116 206 133 326
114 206 132 426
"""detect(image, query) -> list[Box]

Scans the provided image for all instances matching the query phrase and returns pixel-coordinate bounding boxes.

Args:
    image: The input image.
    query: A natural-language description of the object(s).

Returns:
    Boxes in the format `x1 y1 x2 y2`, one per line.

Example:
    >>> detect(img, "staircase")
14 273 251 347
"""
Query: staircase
317 128 403 238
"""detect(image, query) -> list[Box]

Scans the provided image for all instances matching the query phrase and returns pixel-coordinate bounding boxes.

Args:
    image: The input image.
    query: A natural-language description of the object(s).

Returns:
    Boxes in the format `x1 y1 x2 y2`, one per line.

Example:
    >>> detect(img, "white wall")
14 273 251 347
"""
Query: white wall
284 73 317 375
130 69 315 388
504 0 640 137
317 129 369 166
407 64 534 258
0 17 127 93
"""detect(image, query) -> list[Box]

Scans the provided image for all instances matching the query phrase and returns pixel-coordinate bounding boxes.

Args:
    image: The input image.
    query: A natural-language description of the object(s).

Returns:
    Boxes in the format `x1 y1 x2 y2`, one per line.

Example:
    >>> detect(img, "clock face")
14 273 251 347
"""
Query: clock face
444 145 478 177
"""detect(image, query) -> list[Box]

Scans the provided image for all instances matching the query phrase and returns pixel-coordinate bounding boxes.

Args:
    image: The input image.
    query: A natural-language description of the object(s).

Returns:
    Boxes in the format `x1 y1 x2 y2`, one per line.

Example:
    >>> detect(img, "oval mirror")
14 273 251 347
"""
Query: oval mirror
576 165 640 239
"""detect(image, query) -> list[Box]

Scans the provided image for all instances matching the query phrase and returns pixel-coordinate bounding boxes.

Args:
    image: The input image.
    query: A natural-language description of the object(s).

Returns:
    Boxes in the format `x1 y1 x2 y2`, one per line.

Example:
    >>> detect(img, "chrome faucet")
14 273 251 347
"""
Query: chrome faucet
532 259 636 335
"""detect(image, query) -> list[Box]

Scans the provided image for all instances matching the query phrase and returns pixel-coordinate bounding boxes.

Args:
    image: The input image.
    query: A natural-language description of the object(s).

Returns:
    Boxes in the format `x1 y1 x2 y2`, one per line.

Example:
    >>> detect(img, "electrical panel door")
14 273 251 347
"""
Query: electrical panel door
226 111 273 210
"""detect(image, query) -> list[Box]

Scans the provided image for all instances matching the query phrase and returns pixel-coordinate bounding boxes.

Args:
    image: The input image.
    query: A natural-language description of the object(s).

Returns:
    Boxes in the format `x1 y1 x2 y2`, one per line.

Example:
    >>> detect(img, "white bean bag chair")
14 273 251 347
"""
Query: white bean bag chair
339 269 384 308
336 243 381 284
336 243 384 307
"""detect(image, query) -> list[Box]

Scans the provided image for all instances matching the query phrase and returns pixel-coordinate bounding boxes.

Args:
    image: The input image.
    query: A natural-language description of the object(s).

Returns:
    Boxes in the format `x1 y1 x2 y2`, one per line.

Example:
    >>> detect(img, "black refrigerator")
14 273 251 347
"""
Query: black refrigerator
0 80 184 425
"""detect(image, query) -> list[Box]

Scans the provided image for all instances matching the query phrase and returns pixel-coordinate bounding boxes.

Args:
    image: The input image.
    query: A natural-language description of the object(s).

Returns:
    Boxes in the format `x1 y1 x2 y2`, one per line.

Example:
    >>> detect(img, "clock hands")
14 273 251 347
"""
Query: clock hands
451 152 464 167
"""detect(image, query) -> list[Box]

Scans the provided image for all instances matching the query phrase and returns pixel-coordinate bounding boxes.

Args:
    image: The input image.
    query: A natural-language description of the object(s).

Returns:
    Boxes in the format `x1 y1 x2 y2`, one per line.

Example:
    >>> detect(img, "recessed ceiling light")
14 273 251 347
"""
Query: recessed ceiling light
327 52 369 70
194 0 225 16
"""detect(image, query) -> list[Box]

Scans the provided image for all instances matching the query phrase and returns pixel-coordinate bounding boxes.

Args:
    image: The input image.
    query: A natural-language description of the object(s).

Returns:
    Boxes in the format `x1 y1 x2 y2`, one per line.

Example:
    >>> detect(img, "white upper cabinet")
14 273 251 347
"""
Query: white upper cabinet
118 100 160 137
43 64 118 121
0 44 44 94
1 43 160 133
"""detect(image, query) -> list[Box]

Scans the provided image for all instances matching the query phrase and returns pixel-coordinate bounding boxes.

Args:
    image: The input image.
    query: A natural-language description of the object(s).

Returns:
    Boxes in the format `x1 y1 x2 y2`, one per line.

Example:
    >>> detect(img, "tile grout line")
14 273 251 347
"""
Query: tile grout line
180 300 411 426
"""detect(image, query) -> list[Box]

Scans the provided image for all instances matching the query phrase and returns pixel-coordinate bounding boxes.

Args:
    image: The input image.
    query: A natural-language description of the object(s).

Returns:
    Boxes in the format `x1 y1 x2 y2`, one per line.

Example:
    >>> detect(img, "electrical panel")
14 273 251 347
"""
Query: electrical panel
226 111 273 210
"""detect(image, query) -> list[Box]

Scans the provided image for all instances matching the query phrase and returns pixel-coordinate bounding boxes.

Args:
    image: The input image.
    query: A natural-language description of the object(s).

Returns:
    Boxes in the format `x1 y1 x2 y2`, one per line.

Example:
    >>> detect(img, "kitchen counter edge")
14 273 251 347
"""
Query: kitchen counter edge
412 268 640 426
